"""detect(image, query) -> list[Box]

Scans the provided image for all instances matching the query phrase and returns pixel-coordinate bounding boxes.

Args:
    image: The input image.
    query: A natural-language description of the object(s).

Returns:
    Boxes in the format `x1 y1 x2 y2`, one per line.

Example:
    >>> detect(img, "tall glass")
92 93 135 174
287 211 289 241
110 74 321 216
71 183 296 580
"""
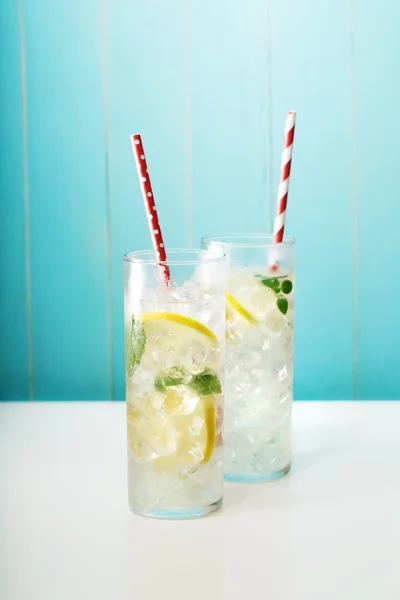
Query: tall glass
202 234 295 483
124 249 227 518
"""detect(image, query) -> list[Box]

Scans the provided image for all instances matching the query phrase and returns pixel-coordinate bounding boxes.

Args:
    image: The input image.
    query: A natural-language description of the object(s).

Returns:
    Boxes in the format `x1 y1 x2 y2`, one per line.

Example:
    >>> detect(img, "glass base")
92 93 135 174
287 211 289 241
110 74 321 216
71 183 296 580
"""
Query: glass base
130 497 223 520
224 462 291 483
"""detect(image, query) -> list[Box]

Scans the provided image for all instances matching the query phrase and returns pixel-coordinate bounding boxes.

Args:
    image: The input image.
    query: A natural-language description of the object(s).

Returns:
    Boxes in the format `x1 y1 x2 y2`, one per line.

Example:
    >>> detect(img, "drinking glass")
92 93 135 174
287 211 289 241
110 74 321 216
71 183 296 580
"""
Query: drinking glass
202 234 295 482
124 249 227 518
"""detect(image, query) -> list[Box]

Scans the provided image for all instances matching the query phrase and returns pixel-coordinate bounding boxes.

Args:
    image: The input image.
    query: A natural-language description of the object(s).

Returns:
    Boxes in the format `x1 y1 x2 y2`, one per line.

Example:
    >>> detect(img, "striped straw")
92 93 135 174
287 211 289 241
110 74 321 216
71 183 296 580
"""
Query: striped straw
273 110 297 243
130 134 171 284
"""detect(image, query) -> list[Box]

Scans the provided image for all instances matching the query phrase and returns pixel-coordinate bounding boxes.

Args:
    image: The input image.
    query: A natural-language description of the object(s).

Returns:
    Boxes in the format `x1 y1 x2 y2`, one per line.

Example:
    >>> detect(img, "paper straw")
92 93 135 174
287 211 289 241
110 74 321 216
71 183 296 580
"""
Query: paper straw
273 110 297 243
130 134 171 284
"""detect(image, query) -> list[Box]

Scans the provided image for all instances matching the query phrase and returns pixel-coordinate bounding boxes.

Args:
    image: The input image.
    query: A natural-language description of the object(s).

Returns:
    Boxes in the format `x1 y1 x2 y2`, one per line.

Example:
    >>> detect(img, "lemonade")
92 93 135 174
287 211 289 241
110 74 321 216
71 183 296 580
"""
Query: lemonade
124 250 226 518
203 235 295 482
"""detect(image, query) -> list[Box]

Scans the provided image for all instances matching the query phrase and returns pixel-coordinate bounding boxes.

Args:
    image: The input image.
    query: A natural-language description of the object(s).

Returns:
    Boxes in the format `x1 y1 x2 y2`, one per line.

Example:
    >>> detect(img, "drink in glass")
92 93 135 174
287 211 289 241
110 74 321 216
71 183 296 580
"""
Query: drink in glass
202 235 295 482
124 249 226 518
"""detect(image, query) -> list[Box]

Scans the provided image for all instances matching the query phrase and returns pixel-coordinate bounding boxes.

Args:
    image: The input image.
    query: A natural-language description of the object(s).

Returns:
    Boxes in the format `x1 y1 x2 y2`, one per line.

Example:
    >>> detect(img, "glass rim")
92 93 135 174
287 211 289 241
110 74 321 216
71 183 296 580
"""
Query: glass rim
124 248 227 266
201 233 295 248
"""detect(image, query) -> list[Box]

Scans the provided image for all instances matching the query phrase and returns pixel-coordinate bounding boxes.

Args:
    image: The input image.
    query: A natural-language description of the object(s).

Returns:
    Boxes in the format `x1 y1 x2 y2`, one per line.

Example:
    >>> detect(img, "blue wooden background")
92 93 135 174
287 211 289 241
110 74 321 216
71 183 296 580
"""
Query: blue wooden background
1 0 399 401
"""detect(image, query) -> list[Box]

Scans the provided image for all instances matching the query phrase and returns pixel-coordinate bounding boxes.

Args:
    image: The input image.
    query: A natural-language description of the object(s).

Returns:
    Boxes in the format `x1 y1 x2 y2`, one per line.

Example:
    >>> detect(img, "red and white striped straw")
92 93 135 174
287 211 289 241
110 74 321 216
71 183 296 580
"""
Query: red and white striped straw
273 110 297 243
130 134 171 284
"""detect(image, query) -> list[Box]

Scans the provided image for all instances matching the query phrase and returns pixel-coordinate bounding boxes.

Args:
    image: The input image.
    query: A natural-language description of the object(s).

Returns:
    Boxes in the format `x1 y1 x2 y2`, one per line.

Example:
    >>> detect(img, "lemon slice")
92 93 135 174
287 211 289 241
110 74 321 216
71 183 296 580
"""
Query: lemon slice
226 292 258 324
199 395 216 464
139 311 219 373
227 272 282 325
140 312 217 343
127 390 216 471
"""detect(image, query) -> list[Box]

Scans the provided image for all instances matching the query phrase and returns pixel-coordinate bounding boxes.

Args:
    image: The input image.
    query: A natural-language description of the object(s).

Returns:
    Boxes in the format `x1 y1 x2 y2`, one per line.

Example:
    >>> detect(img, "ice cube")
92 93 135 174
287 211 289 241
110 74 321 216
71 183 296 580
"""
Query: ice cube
180 340 209 374
178 386 200 415
189 415 204 436
169 280 200 303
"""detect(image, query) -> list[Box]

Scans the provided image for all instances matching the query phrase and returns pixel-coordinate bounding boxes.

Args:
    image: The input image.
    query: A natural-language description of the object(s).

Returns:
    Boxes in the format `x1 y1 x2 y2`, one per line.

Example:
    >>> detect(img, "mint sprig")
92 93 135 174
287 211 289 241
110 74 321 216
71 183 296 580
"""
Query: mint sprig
154 367 222 397
258 274 293 316
158 367 187 388
125 315 146 376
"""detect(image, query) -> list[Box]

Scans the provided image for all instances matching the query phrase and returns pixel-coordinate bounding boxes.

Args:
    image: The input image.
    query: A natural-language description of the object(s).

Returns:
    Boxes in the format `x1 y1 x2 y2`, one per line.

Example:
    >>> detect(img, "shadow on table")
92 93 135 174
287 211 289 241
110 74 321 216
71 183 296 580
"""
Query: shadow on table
221 448 334 513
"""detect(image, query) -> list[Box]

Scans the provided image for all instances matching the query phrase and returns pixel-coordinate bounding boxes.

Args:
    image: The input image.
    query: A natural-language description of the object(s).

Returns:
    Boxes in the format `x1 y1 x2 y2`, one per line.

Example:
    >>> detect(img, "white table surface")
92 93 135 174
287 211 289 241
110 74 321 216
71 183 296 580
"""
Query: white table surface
1 401 399 600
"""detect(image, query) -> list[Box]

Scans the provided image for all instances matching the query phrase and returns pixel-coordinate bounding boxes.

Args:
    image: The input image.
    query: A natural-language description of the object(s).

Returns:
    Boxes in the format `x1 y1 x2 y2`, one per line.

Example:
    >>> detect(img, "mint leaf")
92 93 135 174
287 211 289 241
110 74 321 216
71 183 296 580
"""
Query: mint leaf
154 367 187 391
260 277 281 293
189 370 222 397
154 376 166 393
281 280 293 294
162 367 187 387
163 376 185 386
125 315 146 376
154 368 222 397
277 298 288 315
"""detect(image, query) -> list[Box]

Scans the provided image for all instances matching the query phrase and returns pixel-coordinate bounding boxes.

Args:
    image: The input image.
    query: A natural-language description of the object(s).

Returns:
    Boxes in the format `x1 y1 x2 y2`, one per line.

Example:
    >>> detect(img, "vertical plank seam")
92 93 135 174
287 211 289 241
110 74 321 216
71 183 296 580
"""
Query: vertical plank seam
101 0 114 400
349 0 358 400
18 0 34 401
266 0 275 231
185 0 193 247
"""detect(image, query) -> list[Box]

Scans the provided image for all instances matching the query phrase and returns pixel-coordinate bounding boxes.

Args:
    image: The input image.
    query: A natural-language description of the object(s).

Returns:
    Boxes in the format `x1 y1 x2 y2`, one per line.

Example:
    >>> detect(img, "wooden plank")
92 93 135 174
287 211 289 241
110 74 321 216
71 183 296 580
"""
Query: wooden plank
104 0 189 399
0 0 30 400
24 1 111 400
354 0 400 399
269 0 354 399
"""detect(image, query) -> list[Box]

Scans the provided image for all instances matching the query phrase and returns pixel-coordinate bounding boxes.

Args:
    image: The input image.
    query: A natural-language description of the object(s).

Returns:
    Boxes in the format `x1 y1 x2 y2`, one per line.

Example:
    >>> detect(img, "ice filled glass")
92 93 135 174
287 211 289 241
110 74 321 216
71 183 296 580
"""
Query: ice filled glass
202 234 295 483
124 249 227 518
